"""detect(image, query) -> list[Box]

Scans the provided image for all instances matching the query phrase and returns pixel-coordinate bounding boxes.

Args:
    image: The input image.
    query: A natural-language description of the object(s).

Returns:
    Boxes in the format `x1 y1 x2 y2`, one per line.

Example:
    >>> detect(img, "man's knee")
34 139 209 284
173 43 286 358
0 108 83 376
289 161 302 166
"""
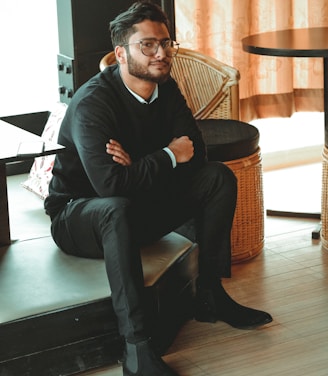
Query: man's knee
53 197 132 253
203 161 237 192
99 197 132 224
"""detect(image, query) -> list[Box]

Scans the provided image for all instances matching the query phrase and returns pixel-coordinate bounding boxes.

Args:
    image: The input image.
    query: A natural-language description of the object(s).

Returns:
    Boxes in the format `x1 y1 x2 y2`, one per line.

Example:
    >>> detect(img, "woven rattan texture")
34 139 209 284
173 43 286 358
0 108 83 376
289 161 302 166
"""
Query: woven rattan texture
224 149 264 263
321 146 328 248
170 48 239 120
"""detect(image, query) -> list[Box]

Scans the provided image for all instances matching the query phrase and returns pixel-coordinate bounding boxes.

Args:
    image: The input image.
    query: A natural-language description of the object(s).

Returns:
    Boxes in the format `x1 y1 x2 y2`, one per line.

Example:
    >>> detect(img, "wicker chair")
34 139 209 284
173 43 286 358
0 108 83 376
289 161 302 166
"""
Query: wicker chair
99 49 264 263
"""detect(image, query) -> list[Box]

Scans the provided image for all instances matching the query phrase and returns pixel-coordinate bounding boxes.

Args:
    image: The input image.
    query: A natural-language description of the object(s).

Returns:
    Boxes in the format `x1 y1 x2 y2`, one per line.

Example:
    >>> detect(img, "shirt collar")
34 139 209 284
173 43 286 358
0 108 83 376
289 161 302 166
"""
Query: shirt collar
119 68 158 104
125 84 158 104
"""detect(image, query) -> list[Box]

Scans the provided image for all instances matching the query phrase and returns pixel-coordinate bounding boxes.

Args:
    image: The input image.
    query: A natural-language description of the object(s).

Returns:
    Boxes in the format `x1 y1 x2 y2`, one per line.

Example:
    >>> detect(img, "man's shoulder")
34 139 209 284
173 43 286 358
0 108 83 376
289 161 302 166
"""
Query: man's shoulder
72 65 121 102
88 64 120 90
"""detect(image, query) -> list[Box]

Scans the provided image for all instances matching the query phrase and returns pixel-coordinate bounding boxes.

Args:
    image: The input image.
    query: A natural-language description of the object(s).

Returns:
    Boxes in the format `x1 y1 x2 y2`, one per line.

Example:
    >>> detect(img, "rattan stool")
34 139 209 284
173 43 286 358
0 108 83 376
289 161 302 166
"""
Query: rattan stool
199 119 264 263
321 146 328 248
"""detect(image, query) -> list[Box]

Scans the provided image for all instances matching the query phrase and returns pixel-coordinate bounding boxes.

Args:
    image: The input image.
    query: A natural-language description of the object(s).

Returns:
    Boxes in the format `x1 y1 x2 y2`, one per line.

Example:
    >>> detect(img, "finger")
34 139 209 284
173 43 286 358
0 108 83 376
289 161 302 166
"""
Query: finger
112 155 131 166
106 139 120 150
106 143 125 155
109 139 122 147
109 148 126 158
106 139 131 165
112 155 127 165
109 147 131 164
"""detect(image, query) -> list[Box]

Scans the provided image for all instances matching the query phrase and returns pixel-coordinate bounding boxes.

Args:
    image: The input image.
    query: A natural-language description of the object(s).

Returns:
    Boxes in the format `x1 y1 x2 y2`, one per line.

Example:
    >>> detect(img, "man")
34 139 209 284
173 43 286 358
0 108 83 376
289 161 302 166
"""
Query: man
45 1 272 375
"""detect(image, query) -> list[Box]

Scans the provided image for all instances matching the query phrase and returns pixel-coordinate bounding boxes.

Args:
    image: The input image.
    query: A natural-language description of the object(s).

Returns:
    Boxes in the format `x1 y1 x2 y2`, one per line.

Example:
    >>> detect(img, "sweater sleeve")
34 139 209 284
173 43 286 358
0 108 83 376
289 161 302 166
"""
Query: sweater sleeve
73 106 174 198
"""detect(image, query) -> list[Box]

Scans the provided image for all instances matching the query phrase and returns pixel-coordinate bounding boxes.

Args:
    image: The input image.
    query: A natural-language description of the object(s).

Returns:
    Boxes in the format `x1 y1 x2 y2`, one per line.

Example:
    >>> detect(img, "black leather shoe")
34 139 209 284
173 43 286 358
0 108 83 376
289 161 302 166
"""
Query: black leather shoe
123 338 178 376
194 284 273 329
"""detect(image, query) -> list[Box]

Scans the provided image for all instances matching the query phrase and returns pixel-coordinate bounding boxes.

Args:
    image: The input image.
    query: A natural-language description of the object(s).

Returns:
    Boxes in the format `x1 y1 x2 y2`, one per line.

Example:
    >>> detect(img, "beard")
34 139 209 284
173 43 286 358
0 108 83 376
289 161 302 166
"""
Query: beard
126 51 171 84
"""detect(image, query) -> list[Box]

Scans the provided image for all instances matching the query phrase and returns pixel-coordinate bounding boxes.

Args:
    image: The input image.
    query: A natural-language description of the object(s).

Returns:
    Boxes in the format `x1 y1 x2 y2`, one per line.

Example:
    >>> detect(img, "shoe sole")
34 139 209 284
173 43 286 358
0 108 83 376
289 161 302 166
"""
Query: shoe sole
195 314 273 329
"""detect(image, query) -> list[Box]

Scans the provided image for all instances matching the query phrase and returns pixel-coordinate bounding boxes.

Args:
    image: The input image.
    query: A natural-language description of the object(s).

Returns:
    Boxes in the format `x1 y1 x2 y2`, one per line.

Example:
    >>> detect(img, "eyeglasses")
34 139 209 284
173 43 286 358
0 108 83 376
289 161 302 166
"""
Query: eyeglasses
124 38 180 57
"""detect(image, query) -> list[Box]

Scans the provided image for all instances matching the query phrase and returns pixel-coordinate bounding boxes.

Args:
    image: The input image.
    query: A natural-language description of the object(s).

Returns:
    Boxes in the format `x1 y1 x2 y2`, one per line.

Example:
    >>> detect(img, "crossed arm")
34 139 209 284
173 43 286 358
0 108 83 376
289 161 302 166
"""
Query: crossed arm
106 136 194 166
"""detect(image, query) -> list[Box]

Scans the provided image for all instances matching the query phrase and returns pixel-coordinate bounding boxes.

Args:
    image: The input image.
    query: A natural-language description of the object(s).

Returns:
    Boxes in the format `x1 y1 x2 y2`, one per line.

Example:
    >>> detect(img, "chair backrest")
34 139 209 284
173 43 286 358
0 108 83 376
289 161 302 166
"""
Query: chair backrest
99 47 240 120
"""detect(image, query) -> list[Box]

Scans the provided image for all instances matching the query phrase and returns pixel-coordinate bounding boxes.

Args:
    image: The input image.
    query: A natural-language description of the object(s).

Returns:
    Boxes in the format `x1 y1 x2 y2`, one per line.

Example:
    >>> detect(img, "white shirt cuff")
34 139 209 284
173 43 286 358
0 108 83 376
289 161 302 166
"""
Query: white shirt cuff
163 147 177 168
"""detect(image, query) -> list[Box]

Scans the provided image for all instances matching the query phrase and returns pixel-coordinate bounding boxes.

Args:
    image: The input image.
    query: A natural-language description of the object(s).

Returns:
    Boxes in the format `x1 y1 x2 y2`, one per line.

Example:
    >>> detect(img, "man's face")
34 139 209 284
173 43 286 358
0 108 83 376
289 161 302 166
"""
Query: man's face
125 20 172 84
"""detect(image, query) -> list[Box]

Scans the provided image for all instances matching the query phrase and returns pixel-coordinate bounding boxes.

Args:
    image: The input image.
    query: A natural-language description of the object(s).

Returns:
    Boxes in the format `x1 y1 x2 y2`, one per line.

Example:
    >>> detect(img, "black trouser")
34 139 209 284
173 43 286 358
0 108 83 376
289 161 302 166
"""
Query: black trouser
50 161 237 342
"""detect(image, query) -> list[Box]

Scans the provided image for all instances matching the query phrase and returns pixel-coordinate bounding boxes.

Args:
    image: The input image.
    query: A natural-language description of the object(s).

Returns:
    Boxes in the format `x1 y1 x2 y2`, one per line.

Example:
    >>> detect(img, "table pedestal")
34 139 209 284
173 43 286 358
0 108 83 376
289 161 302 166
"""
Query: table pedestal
0 164 10 246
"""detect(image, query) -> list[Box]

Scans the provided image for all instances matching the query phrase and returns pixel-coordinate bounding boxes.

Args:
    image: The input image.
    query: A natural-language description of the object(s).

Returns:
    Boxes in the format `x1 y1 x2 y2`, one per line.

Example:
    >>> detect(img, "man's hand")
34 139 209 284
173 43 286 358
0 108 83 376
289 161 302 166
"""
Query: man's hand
106 139 132 166
168 136 194 163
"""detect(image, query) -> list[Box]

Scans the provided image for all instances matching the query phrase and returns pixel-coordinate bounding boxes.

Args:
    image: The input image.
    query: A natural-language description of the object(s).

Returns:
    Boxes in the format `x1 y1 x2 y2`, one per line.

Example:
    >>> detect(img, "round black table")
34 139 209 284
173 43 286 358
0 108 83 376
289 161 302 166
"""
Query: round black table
242 27 328 144
242 28 328 236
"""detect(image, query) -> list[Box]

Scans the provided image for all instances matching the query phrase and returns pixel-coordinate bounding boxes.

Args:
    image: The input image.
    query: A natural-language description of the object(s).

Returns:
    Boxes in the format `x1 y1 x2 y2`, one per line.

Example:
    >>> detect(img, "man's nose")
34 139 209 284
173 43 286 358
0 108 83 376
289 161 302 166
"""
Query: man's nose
155 44 167 58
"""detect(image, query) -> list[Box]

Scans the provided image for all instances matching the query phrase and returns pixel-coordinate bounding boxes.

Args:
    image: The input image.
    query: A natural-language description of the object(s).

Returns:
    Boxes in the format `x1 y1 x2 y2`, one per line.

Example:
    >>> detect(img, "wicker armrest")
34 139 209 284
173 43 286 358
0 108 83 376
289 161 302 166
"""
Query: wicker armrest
171 48 240 120
99 52 116 71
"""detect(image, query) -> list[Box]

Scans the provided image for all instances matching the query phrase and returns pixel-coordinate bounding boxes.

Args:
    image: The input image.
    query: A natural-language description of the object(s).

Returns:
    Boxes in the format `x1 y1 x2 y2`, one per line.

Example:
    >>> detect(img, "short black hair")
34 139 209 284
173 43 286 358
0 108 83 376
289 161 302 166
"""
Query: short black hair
109 1 170 48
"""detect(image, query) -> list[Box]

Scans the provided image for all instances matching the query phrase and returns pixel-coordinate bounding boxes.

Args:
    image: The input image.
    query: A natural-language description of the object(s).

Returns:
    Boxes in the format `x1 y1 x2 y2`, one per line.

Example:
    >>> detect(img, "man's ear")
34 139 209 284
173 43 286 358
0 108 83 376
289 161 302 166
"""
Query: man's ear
115 46 127 64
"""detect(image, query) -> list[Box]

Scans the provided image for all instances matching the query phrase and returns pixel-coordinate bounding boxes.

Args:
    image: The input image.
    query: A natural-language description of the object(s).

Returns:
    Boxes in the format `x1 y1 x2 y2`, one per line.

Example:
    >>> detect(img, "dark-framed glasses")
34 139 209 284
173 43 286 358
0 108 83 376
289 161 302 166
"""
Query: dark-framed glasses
124 38 180 57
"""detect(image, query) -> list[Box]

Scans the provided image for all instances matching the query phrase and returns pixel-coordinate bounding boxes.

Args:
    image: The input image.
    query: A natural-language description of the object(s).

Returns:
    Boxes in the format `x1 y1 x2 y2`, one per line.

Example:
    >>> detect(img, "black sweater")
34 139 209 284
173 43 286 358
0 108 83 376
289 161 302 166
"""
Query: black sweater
45 65 206 218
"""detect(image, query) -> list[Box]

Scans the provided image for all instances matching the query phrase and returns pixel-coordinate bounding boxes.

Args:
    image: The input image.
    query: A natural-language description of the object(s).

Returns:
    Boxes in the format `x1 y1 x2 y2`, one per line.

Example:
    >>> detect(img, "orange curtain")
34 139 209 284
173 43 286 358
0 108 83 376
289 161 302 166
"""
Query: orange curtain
175 0 328 122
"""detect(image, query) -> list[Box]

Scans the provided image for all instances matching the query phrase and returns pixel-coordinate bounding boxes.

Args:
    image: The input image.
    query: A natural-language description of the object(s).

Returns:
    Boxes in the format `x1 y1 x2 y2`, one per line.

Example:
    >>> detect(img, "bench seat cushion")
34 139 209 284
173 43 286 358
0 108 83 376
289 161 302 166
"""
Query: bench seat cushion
0 232 197 324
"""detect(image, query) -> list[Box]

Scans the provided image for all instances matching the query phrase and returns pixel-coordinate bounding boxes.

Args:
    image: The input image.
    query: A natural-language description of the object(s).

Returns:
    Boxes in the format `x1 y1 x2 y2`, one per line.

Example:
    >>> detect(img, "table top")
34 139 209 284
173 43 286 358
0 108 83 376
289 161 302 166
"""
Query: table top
0 120 64 163
242 27 328 58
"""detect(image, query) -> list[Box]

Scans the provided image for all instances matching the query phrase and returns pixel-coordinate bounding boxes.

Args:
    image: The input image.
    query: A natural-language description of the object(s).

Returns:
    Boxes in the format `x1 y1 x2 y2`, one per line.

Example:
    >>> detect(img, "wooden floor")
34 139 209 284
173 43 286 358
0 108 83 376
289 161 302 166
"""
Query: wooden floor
77 166 328 376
